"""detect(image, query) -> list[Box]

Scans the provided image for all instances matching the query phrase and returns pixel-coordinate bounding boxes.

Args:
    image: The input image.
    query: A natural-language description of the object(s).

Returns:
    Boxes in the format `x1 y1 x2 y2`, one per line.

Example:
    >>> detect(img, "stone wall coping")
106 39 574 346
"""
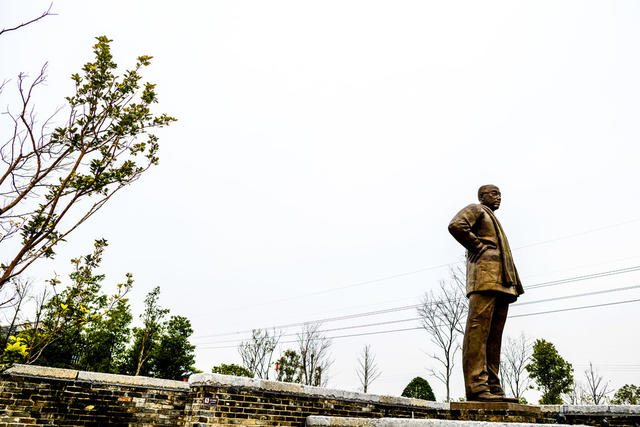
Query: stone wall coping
189 373 446 409
540 404 640 415
77 370 190 390
4 364 79 381
306 417 584 426
5 364 189 391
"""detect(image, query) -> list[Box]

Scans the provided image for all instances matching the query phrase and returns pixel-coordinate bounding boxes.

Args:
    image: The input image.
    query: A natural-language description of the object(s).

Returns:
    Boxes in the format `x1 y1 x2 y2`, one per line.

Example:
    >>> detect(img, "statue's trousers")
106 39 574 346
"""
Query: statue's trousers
463 291 510 398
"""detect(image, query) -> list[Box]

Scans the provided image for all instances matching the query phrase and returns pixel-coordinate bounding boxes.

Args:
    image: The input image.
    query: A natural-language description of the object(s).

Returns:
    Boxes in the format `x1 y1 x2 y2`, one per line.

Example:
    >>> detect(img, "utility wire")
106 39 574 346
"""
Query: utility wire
513 217 640 250
225 261 457 310
197 296 640 350
197 317 419 345
198 327 424 350
195 285 640 347
222 216 640 311
509 298 640 319
527 265 640 289
194 265 640 339
514 284 640 306
195 283 640 344
263 254 640 328
195 303 422 339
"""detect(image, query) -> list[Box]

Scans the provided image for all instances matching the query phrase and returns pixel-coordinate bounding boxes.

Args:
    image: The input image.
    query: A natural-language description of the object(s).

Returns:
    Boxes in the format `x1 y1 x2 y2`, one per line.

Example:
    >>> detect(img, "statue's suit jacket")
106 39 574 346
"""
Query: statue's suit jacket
448 203 522 302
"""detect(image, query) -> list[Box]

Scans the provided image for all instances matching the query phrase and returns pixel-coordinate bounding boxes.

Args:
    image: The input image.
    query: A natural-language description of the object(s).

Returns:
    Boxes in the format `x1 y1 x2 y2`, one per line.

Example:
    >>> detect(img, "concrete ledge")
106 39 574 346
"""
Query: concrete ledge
5 364 79 381
450 401 540 413
189 372 261 388
379 395 412 406
261 378 305 394
409 399 449 410
77 370 189 390
305 385 380 404
5 364 189 391
189 373 444 409
306 417 584 426
540 404 640 415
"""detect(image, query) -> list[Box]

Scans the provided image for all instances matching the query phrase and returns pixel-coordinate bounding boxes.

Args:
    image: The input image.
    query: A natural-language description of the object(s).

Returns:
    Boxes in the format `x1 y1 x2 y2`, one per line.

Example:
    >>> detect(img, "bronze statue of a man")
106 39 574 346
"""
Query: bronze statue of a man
448 185 524 403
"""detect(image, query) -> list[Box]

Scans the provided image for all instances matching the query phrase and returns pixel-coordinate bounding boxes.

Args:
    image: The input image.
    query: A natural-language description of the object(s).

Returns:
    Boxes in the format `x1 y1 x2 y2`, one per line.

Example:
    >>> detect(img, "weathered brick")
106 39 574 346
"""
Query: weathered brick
4 366 640 426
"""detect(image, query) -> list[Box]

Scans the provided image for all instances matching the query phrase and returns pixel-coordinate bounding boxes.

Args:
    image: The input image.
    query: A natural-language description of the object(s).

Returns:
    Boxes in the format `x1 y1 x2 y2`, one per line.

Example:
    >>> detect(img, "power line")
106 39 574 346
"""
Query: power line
527 265 640 289
194 265 640 339
273 256 640 328
198 327 423 350
220 216 640 311
197 296 640 350
514 284 640 306
509 298 640 319
513 217 640 250
574 364 640 367
223 260 457 311
197 317 420 345
195 283 640 344
194 302 422 339
195 286 640 348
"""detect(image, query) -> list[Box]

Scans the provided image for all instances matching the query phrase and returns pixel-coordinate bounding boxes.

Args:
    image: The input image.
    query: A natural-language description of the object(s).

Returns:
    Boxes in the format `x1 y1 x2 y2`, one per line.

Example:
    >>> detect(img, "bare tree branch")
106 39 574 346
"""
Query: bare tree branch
356 344 381 393
417 267 467 402
297 322 332 387
0 278 32 350
0 3 55 37
0 38 175 288
238 329 281 380
584 362 613 405
564 381 590 405
500 333 532 400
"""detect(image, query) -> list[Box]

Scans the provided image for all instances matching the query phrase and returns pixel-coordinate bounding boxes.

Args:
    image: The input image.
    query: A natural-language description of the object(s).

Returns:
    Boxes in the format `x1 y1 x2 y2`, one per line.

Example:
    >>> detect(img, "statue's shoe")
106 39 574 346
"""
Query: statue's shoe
467 391 504 402
489 387 520 403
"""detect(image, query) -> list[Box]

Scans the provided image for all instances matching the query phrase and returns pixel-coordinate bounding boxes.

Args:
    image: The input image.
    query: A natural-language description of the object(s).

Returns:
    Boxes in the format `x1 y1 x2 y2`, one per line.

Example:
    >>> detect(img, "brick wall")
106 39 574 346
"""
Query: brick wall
187 373 551 426
1 365 639 426
0 365 189 426
540 404 640 427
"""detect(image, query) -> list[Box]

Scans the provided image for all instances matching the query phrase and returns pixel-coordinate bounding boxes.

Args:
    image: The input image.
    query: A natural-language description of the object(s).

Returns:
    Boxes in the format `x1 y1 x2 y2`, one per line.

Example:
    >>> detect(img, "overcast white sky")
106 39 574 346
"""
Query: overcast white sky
1 1 639 402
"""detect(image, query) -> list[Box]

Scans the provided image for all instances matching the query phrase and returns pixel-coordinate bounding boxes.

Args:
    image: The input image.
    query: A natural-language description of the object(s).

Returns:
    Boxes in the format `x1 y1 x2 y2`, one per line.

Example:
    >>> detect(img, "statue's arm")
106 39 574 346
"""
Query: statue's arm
448 205 486 257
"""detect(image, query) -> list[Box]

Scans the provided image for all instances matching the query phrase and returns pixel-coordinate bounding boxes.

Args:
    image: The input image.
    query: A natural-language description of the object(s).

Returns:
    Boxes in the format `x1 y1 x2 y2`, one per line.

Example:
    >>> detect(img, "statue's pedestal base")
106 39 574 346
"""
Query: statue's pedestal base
450 401 541 414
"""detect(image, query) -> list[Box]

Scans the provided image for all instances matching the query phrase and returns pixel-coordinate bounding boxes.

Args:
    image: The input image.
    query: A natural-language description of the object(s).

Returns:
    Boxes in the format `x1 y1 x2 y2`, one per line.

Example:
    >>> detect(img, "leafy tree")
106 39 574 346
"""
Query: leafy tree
120 286 168 376
402 377 436 401
153 315 195 380
0 35 175 289
23 239 132 369
78 299 132 373
525 339 574 404
212 363 254 378
0 335 29 369
1 11 172 370
1 287 50 371
0 279 32 351
611 384 640 405
275 349 302 383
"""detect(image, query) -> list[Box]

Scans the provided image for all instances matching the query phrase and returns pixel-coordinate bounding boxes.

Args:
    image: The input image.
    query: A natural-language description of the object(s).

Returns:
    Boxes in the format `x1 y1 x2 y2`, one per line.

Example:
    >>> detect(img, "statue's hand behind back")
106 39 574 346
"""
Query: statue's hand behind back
468 244 488 263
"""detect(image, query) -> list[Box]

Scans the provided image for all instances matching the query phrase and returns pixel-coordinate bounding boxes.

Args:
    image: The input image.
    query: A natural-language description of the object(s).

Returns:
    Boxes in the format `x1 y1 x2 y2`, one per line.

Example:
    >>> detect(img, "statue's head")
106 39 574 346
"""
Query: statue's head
478 185 501 211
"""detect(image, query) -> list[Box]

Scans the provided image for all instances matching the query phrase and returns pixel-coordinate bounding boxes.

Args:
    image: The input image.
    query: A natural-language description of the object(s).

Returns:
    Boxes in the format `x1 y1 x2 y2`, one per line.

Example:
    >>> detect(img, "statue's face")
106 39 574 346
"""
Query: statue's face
480 187 501 211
